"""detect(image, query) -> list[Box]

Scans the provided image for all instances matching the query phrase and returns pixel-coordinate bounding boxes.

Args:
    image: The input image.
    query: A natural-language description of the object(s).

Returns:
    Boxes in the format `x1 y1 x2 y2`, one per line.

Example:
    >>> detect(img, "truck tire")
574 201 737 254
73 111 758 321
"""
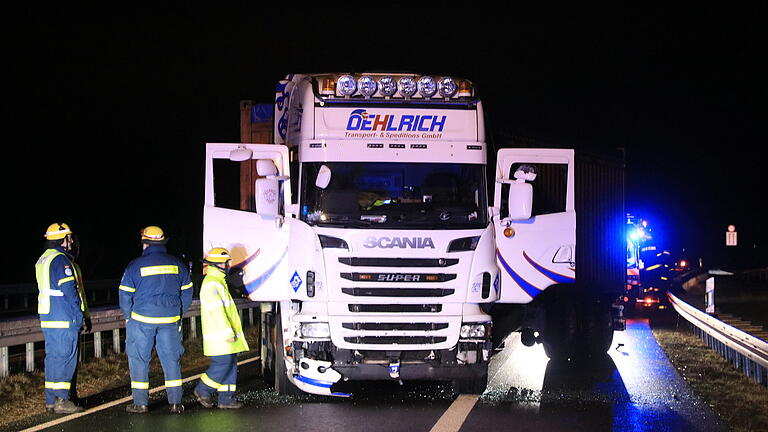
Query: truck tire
451 366 489 395
581 299 614 357
542 296 579 361
274 306 303 396
542 293 614 361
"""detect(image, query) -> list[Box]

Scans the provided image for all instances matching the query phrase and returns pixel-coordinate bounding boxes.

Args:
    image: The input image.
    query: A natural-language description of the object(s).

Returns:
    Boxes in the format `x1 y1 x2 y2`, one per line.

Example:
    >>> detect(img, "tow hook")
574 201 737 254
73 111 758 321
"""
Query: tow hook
388 359 401 379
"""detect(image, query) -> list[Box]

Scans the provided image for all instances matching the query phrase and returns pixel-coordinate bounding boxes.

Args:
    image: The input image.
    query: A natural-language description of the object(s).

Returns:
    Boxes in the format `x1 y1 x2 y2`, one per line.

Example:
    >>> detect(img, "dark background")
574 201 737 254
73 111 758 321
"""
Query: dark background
3 4 765 284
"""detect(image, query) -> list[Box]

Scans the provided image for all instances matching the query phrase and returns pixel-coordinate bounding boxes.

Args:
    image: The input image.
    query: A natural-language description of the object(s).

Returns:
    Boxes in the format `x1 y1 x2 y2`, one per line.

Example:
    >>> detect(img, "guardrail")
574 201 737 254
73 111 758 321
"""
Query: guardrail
0 280 123 315
668 291 768 387
0 299 260 377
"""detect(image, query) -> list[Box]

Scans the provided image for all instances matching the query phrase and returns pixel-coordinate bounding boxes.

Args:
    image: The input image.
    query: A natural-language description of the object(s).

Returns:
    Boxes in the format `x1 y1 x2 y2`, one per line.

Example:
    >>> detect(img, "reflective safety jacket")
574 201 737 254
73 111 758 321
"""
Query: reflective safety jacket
200 267 248 356
36 247 85 329
119 244 193 324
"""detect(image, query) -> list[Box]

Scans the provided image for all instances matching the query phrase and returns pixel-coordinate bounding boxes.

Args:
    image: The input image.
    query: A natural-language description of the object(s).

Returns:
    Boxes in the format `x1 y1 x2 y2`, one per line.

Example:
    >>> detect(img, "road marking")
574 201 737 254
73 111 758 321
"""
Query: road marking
21 356 260 432
429 394 480 432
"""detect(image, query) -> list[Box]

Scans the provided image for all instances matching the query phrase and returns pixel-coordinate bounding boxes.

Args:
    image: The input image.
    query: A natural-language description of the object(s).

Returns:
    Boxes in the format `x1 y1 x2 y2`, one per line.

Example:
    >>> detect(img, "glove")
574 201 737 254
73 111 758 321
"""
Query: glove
83 317 92 333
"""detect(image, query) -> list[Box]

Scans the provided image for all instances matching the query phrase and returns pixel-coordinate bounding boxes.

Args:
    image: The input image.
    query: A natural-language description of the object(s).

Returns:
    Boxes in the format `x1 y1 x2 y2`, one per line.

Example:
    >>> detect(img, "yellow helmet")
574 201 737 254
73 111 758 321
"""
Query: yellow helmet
45 223 73 240
205 247 232 263
140 226 166 243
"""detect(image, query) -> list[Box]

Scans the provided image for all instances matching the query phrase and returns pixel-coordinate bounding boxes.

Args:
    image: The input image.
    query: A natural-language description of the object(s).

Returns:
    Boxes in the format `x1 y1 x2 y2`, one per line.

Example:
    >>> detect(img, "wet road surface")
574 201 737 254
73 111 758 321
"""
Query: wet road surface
30 318 726 432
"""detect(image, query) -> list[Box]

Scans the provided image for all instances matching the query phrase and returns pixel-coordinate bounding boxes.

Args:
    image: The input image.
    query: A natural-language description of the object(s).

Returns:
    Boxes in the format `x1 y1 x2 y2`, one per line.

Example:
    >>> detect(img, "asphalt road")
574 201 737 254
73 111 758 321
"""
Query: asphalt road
28 318 726 432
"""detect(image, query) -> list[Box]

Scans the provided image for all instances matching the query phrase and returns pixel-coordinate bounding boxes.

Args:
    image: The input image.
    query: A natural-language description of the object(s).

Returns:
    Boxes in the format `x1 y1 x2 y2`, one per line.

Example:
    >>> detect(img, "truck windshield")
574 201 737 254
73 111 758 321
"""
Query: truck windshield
301 162 487 229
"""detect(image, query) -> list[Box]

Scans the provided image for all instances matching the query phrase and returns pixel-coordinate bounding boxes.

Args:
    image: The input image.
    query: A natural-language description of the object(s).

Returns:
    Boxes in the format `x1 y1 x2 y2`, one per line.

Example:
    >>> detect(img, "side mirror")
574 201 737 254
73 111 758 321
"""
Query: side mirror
507 181 533 220
255 178 279 217
315 165 332 189
229 146 253 162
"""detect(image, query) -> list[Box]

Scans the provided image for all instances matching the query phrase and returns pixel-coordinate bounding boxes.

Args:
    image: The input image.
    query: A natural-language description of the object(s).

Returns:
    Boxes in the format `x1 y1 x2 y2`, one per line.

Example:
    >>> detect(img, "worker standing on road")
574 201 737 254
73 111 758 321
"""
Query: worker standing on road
119 226 193 414
193 247 248 409
36 223 89 414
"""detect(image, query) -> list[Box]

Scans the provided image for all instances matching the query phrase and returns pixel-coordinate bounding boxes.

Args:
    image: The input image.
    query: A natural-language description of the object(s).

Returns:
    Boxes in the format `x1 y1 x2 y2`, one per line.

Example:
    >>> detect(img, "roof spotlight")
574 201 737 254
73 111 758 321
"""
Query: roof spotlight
358 75 377 98
378 76 397 97
417 76 437 98
438 77 458 98
398 77 417 98
337 75 357 97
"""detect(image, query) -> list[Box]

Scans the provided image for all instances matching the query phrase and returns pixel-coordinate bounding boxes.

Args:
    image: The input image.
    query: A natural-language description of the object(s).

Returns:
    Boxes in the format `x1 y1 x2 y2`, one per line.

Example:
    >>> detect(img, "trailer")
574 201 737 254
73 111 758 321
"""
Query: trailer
203 73 626 396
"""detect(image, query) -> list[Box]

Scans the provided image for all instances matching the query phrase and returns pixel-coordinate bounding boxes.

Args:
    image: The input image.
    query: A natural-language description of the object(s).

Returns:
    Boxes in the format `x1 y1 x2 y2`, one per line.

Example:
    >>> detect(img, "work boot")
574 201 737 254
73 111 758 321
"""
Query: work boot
125 404 149 414
194 389 214 408
169 403 185 414
52 397 84 414
218 400 243 409
45 403 55 413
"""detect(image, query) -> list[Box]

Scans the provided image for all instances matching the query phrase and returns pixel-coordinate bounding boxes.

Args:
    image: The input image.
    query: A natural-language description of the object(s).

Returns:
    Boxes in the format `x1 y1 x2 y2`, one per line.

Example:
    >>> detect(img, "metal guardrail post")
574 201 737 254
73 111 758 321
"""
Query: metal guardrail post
26 342 34 372
189 316 197 339
0 346 7 377
94 331 102 358
113 329 121 354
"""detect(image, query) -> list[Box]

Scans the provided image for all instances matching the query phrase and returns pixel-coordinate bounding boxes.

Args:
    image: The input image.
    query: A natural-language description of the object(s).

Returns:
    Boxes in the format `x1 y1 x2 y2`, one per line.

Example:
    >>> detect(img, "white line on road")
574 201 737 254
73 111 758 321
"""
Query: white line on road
429 394 480 432
21 356 260 432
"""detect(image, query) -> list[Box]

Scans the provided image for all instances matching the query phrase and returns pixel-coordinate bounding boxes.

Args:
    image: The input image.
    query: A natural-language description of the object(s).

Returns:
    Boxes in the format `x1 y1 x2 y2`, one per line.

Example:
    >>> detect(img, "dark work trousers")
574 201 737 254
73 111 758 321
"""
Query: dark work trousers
42 328 80 405
125 319 184 405
194 353 238 404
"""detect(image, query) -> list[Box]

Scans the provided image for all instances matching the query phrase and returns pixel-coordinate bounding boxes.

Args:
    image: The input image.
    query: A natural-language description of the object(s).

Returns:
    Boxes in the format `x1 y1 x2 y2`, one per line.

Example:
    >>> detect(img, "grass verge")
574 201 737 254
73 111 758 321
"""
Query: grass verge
652 323 768 432
0 326 260 431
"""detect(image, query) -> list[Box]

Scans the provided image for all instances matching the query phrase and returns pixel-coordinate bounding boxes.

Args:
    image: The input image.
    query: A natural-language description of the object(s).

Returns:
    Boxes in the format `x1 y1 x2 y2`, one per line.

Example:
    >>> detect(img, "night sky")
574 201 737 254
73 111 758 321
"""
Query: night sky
4 4 766 284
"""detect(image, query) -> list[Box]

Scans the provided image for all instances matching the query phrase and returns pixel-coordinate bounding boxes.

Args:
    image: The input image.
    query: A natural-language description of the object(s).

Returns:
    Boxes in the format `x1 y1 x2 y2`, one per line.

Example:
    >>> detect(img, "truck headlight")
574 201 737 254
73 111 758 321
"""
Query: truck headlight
460 323 490 339
299 322 331 338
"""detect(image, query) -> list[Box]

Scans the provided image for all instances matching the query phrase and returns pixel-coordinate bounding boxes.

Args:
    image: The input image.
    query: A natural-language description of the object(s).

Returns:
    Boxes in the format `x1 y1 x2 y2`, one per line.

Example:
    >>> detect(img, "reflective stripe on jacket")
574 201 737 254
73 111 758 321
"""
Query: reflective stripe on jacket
35 248 83 328
200 267 248 356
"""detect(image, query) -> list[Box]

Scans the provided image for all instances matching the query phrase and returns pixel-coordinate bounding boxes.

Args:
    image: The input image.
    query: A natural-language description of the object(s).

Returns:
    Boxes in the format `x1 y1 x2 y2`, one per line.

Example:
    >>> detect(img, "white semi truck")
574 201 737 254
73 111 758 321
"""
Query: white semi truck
203 72 626 396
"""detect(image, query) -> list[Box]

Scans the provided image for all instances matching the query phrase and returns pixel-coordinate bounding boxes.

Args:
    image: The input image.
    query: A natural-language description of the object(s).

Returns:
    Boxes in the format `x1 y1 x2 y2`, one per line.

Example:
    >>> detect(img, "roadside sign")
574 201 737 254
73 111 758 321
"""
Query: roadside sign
726 225 737 246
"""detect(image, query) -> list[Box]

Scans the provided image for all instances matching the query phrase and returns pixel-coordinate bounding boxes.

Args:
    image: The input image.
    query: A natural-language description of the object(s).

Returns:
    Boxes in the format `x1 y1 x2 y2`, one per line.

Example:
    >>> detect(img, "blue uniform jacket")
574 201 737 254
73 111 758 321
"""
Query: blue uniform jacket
119 244 193 322
39 247 83 327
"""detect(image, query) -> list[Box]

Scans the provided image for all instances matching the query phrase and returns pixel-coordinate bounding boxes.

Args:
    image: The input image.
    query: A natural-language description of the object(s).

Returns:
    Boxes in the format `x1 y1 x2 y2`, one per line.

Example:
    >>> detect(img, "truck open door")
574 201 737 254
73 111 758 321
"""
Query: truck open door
204 143 293 301
492 148 576 303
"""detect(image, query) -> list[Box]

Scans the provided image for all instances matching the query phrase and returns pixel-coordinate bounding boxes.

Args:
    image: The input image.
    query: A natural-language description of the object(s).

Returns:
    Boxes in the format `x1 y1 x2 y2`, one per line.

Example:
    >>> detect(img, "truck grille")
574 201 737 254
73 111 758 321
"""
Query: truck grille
341 322 449 331
341 287 455 297
348 304 442 313
338 257 459 267
340 273 457 283
343 336 447 345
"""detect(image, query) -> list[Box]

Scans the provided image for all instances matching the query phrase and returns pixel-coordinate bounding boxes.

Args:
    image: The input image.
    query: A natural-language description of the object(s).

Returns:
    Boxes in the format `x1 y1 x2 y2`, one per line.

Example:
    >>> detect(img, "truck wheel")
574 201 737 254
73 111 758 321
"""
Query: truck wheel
542 295 579 361
581 300 614 357
274 306 303 396
451 367 488 395
543 294 614 361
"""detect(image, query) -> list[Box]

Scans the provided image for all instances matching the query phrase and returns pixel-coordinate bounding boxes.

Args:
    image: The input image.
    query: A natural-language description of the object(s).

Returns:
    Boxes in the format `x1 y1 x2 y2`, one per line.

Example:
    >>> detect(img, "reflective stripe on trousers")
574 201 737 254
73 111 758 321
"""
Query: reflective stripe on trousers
194 353 238 404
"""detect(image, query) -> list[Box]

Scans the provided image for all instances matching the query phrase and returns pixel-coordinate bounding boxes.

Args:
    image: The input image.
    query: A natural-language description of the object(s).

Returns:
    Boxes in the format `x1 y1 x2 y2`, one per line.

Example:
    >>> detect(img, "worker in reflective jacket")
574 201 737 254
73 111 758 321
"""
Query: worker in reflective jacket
193 248 248 409
119 226 193 414
35 223 88 414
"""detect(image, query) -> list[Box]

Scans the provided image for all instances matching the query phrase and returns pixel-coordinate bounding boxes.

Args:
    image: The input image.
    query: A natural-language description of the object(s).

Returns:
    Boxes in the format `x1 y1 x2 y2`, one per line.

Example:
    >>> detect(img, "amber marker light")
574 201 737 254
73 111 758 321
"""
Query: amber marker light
321 78 336 96
503 227 515 238
457 80 473 97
